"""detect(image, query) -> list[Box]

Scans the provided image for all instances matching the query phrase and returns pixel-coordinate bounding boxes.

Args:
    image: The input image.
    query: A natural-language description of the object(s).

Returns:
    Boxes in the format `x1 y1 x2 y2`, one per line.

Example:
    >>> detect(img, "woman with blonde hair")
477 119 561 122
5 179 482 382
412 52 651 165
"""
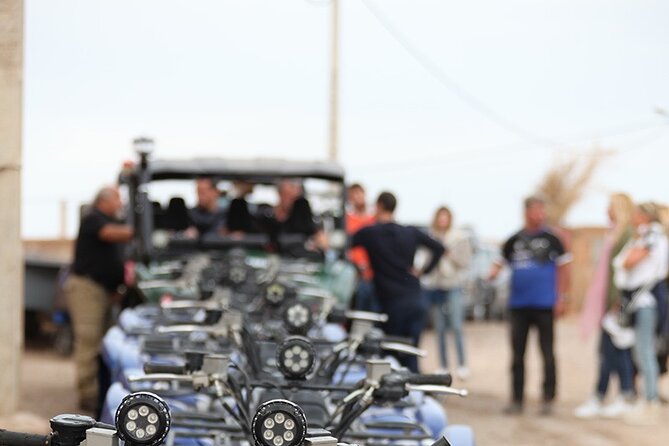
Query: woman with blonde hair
575 193 636 419
420 206 472 379
613 201 669 424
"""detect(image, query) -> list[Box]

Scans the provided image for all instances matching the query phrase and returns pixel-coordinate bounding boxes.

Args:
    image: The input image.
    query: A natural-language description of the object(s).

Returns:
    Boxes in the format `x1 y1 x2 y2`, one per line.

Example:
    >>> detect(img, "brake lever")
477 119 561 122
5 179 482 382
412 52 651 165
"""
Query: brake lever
345 311 388 323
139 279 184 289
379 342 426 357
128 373 194 383
157 325 225 335
406 384 468 397
161 301 224 311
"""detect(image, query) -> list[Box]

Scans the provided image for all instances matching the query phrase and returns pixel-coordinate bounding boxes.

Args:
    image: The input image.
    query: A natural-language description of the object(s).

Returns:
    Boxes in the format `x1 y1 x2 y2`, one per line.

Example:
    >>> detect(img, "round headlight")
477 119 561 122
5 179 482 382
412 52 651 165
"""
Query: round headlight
266 283 287 306
252 399 307 446
276 336 315 380
283 302 313 335
229 266 248 285
115 392 171 446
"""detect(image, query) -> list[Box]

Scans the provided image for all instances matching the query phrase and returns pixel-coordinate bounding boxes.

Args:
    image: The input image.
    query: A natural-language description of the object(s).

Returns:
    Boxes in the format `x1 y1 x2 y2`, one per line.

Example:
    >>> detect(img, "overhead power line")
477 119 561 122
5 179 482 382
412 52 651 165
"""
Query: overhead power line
346 122 669 172
359 0 557 148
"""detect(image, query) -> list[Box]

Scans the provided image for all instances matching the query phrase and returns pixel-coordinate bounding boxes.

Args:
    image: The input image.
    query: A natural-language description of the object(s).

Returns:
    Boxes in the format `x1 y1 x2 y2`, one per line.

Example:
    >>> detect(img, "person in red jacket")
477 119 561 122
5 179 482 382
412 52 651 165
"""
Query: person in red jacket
346 183 377 311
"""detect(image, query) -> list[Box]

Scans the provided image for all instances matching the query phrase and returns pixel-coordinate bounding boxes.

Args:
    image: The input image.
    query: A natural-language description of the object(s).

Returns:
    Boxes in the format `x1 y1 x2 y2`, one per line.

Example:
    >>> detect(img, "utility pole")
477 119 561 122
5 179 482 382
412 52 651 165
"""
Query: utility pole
59 200 68 239
0 0 24 415
328 0 339 162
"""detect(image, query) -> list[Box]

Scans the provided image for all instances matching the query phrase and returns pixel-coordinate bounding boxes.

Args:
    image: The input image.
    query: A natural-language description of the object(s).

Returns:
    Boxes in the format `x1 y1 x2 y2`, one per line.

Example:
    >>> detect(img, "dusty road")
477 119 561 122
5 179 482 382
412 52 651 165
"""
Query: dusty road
419 318 669 446
2 318 668 444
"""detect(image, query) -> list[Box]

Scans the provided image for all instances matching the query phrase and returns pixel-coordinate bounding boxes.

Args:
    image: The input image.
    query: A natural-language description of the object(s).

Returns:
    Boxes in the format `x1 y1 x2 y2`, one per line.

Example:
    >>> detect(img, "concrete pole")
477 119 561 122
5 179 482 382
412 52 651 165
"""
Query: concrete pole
328 0 339 162
60 200 67 239
0 0 24 415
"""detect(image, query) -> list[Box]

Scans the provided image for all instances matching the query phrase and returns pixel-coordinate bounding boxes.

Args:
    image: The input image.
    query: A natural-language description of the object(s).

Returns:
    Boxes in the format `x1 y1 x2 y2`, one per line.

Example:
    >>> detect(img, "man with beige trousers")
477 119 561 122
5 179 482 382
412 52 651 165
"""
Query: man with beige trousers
64 186 133 412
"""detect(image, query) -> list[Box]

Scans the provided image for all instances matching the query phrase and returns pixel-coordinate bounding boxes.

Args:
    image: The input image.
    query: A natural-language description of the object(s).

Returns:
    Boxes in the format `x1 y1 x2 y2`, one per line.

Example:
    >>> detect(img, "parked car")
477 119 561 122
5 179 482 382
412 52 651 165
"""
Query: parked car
462 240 510 321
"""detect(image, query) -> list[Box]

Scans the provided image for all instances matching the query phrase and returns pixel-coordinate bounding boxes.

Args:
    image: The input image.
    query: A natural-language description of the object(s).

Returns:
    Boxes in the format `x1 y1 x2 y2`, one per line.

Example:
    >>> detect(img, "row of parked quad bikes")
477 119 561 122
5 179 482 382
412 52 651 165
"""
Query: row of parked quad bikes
1 248 475 446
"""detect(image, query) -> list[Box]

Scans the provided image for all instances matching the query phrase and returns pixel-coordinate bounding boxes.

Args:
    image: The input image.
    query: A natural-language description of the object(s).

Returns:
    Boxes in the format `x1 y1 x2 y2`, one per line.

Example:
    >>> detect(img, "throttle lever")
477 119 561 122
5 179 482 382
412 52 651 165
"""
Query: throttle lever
379 342 426 357
128 373 194 383
407 384 468 397
161 300 223 310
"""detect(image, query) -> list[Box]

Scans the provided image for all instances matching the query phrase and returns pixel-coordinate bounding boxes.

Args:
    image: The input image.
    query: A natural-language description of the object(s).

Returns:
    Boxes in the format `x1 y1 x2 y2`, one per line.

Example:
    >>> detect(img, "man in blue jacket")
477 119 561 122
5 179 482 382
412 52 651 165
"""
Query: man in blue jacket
489 196 572 415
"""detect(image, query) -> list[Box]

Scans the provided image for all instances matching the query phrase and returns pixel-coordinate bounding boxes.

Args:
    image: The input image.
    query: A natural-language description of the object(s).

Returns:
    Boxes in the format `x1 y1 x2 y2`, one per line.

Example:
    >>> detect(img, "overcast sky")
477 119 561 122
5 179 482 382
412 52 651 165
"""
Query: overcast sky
22 0 669 240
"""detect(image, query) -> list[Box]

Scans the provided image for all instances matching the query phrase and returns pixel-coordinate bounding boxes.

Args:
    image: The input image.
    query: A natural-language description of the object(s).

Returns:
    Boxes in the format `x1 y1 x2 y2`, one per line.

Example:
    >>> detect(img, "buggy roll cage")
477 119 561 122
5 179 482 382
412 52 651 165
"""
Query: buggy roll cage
119 153 347 262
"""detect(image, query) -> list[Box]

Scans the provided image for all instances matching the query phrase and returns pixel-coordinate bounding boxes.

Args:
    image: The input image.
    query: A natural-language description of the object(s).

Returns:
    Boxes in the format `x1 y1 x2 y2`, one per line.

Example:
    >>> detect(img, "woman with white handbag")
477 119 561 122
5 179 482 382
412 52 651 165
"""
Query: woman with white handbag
613 202 669 425
574 193 636 419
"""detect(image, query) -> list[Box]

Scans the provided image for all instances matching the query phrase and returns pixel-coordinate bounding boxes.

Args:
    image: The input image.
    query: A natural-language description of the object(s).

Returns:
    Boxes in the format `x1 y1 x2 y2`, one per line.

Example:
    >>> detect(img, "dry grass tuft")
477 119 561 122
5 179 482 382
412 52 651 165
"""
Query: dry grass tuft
536 149 609 225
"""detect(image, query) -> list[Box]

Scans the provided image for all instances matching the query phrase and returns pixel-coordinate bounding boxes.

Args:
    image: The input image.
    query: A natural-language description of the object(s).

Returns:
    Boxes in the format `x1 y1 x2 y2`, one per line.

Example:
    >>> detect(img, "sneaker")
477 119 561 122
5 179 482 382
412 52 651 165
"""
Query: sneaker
574 397 602 419
539 400 554 416
601 397 632 418
435 367 450 376
503 401 523 415
456 366 471 381
623 400 661 426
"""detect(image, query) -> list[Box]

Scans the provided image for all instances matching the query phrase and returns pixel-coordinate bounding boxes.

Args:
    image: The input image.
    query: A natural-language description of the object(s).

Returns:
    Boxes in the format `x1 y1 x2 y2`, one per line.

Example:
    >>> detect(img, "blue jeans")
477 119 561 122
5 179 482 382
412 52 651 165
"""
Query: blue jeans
633 306 659 401
425 288 466 369
596 330 634 398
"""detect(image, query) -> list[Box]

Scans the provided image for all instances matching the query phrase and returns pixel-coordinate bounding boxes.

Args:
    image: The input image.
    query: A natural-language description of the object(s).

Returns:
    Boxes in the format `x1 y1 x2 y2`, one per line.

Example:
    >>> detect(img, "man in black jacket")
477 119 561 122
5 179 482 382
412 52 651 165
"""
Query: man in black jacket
352 191 446 372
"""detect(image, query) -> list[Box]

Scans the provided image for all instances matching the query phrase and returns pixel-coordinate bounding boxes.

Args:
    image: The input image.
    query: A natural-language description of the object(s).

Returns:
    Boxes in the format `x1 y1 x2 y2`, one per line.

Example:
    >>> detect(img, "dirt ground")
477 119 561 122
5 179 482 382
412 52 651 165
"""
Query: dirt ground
1 318 668 445
419 318 669 446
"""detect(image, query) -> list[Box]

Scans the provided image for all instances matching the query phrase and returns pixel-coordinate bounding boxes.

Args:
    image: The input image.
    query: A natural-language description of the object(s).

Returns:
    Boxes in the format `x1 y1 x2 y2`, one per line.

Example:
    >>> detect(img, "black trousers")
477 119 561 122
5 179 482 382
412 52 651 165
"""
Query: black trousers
382 299 428 373
510 308 556 403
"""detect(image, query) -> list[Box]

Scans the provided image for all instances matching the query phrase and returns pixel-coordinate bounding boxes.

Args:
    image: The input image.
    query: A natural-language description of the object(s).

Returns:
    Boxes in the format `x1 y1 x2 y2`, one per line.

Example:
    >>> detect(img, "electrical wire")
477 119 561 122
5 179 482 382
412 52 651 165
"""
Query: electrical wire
346 121 669 173
359 0 557 148
617 127 669 154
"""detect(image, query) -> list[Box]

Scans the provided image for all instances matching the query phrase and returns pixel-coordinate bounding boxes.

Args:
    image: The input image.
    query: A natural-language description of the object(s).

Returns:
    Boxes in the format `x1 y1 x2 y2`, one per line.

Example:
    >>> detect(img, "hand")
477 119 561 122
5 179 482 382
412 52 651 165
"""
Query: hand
183 226 198 239
110 291 125 305
228 230 245 239
410 267 422 278
486 263 502 283
554 298 567 318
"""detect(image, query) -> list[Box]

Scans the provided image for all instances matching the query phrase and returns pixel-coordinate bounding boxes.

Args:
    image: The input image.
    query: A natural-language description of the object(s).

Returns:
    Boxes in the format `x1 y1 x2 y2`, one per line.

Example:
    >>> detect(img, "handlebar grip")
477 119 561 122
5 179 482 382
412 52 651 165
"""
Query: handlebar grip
0 430 52 446
326 308 347 324
406 373 452 387
143 362 187 375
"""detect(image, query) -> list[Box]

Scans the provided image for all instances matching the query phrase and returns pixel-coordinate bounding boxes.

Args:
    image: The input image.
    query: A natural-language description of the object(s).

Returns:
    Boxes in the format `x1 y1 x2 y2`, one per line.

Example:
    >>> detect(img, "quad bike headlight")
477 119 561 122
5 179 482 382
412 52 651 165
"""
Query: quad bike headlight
115 392 171 446
276 336 315 380
229 265 248 285
283 302 313 335
265 283 287 306
252 399 308 446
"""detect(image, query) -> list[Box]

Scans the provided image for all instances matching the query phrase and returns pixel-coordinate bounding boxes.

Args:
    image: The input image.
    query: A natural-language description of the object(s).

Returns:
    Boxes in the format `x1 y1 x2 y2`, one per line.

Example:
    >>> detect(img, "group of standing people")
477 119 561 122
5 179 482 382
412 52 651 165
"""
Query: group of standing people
348 189 572 416
575 193 669 425
346 184 472 377
349 187 669 423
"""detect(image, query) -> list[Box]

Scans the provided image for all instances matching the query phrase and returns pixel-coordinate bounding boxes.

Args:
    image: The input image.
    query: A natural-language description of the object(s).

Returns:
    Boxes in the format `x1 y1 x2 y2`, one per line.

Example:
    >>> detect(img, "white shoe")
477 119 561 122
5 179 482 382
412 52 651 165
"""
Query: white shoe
456 366 471 381
601 397 632 418
624 400 661 426
574 397 602 419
